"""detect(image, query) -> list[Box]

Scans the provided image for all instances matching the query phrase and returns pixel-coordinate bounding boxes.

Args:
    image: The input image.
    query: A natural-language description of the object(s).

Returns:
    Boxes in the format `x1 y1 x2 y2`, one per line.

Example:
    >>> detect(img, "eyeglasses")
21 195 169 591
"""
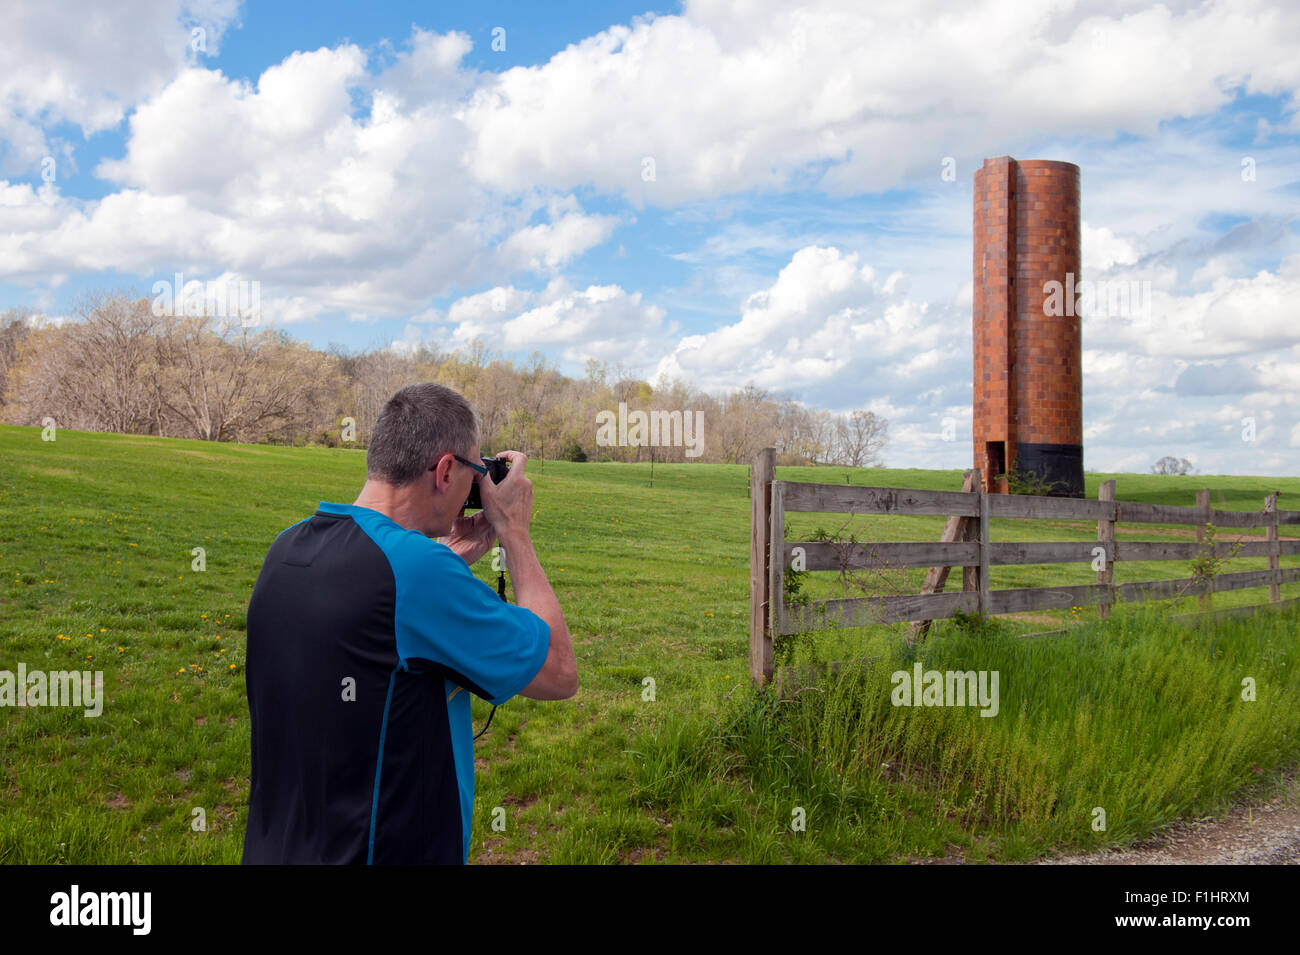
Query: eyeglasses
429 454 487 475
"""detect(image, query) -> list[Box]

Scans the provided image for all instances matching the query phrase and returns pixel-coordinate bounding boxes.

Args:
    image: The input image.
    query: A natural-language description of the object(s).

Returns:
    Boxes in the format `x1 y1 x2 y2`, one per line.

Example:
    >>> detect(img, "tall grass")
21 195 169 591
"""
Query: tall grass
626 603 1300 862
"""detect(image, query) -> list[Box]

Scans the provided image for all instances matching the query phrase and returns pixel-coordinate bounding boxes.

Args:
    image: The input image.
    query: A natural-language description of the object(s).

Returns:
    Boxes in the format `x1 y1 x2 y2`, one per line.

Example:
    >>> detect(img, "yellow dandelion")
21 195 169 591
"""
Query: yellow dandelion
117 647 125 653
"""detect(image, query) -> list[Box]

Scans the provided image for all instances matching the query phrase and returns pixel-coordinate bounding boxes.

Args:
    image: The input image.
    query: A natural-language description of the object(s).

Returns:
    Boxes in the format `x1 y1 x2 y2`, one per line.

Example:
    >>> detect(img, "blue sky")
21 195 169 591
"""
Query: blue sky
3 0 1299 475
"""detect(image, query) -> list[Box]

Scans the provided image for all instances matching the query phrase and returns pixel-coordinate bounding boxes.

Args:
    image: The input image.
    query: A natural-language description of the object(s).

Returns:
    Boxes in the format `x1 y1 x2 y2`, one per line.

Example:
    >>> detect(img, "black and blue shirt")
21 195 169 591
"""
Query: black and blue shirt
243 502 550 864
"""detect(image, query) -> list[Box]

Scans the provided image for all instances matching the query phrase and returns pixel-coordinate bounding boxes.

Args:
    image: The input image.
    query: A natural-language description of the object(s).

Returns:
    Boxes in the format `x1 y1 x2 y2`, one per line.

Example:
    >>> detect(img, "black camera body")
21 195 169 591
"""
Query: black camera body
464 456 510 511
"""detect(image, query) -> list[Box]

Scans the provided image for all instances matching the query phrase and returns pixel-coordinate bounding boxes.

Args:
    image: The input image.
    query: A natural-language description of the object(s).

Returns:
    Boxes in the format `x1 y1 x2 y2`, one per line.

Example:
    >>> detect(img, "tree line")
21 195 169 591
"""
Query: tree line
0 293 888 467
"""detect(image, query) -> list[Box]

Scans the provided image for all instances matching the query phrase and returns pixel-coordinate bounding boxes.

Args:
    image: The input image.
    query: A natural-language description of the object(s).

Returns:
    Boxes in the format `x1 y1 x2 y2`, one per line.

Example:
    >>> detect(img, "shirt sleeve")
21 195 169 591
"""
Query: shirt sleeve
392 539 551 706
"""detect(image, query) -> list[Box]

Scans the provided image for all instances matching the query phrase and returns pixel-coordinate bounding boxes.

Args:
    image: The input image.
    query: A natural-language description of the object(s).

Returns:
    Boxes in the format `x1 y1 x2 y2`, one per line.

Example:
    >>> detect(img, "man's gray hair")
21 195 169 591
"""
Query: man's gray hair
366 383 481 487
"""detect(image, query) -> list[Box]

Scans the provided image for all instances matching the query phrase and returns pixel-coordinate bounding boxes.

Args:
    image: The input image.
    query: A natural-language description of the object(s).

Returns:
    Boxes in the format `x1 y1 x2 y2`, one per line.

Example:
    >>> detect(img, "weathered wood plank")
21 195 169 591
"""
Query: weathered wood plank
1196 490 1212 610
909 470 980 645
988 584 1109 614
1266 493 1281 604
1113 540 1296 561
962 512 979 593
1114 501 1267 527
987 495 1116 521
824 527 1290 574
781 591 979 633
978 490 990 614
1204 510 1269 528
909 469 979 644
779 480 980 517
768 480 785 644
1097 480 1116 620
749 448 775 685
1117 576 1205 602
1213 567 1300 592
989 541 1110 565
784 540 980 570
781 566 1298 629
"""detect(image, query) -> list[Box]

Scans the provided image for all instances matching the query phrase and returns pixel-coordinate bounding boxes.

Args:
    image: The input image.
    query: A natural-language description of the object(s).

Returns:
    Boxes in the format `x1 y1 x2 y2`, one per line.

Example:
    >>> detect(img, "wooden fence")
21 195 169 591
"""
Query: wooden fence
749 447 1300 685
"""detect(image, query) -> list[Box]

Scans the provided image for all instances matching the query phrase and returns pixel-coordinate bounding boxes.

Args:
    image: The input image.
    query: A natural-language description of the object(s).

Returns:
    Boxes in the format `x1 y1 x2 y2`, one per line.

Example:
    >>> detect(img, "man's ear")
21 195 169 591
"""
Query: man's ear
429 452 453 492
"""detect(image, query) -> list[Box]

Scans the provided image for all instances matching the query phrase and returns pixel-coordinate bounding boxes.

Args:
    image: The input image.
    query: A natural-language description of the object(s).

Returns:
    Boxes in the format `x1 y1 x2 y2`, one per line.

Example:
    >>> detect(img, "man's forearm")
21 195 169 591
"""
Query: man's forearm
499 531 565 632
499 530 575 696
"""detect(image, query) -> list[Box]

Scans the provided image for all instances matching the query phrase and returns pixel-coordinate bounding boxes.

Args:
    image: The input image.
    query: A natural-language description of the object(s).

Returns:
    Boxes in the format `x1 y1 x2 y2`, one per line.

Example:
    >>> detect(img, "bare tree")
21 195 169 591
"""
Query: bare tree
0 308 33 411
338 346 417 443
153 315 339 442
3 292 159 432
834 409 888 467
1151 456 1195 476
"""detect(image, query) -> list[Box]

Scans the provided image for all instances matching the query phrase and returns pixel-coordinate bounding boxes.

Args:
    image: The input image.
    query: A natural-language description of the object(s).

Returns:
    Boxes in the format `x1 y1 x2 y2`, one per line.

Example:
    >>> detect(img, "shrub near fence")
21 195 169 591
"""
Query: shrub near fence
748 448 1300 684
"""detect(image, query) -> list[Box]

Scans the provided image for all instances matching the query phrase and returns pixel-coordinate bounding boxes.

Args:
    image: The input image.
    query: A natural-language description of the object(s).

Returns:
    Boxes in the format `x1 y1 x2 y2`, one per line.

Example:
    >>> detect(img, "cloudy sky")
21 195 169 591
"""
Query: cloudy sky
2 0 1298 475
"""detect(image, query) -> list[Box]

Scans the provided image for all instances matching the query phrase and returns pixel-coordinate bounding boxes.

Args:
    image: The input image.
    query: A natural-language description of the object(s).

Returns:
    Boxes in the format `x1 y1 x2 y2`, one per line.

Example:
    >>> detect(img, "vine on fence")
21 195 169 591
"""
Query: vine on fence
1003 463 1066 496
1185 521 1246 606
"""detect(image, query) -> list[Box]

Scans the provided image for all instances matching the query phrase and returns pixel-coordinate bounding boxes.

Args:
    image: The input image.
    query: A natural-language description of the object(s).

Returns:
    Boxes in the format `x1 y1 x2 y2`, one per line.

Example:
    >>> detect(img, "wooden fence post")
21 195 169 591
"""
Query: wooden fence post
749 448 775 685
978 485 990 615
1196 488 1212 610
1266 492 1280 604
908 468 979 644
1097 479 1116 619
768 478 786 654
963 468 982 596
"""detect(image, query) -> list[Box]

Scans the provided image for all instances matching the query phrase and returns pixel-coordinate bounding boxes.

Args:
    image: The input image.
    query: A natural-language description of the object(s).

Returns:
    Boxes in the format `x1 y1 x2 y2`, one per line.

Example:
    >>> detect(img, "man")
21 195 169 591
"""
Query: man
242 382 575 864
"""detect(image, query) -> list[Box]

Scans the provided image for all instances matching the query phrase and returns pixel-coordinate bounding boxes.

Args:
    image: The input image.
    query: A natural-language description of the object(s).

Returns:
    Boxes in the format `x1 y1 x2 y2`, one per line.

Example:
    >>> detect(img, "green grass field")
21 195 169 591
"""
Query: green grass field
1 424 1297 863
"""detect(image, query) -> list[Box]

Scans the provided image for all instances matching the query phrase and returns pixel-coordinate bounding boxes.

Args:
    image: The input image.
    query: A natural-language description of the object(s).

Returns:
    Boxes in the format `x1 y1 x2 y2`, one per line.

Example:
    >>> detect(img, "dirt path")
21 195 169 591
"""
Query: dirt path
1035 772 1300 865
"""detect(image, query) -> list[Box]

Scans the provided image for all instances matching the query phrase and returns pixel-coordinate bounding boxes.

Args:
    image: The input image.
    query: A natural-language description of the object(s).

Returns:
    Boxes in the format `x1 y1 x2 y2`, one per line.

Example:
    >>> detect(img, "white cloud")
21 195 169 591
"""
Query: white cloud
0 32 617 315
443 278 670 364
654 246 961 395
0 0 241 174
462 0 1300 204
2 2 1299 476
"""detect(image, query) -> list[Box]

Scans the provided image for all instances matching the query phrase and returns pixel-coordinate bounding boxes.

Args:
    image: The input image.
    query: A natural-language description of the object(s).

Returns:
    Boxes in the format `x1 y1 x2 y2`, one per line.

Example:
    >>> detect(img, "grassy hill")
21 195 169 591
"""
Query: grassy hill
1 424 1297 863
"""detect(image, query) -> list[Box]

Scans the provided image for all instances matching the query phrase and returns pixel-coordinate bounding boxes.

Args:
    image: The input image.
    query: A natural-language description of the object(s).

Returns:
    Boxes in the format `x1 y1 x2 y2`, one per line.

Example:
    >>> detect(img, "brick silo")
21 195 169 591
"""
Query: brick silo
972 156 1084 496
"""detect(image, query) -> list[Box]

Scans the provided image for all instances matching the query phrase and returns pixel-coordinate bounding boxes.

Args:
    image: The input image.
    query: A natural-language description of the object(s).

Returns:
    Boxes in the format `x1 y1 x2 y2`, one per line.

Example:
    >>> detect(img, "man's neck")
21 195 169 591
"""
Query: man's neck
353 480 426 533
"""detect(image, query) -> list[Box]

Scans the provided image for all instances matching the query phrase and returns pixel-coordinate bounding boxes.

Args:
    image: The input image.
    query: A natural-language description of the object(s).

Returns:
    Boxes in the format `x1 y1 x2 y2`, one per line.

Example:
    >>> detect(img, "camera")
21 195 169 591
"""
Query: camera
463 456 510 511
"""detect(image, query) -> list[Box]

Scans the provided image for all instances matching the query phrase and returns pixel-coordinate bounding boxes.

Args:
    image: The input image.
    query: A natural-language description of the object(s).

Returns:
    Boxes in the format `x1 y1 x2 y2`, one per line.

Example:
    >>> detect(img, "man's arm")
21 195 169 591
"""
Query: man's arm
497 528 576 699
479 451 576 700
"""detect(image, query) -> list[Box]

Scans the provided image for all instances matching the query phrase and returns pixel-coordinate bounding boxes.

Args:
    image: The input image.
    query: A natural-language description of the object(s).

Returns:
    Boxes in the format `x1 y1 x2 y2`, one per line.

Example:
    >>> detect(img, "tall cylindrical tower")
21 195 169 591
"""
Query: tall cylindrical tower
972 156 1083 496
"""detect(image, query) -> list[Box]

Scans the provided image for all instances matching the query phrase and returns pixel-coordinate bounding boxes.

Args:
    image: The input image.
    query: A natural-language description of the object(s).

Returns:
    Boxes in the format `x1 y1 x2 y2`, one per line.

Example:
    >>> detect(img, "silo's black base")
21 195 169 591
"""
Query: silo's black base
1015 442 1084 497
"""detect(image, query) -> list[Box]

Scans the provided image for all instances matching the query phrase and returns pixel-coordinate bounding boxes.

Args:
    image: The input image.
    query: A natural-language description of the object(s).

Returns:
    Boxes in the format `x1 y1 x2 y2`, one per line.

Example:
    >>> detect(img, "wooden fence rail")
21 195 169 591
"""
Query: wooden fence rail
749 448 1299 685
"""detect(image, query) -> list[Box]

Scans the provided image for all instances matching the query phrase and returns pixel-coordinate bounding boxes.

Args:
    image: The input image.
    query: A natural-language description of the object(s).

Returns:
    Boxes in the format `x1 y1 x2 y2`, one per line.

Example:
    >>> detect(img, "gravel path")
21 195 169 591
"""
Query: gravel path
1036 773 1300 865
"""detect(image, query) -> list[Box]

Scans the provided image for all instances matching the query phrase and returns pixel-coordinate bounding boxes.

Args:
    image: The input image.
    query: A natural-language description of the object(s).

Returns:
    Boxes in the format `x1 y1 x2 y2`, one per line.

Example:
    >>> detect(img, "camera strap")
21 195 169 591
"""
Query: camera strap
474 561 508 742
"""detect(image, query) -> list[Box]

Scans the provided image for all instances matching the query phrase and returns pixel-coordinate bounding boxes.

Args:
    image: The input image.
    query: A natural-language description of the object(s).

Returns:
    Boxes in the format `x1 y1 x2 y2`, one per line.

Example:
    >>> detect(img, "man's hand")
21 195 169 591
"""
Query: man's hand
437 509 496 566
478 450 534 546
